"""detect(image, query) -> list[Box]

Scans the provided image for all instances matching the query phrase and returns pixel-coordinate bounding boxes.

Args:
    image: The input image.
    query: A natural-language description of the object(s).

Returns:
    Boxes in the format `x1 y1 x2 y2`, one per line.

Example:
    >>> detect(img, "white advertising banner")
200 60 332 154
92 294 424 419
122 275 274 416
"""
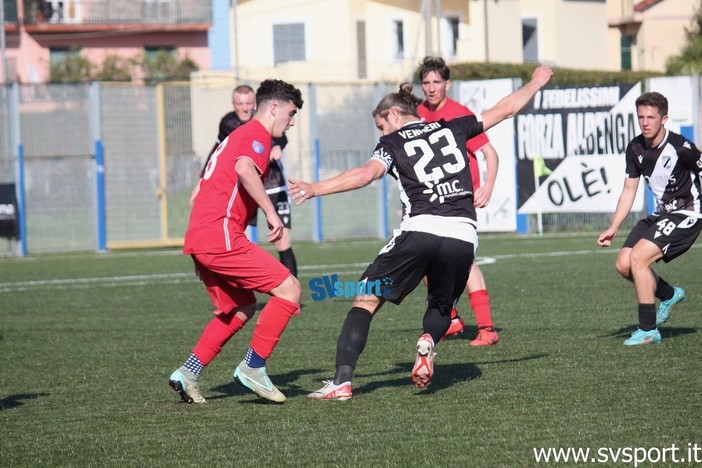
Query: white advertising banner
647 76 697 136
457 78 517 231
519 155 643 213
515 82 645 214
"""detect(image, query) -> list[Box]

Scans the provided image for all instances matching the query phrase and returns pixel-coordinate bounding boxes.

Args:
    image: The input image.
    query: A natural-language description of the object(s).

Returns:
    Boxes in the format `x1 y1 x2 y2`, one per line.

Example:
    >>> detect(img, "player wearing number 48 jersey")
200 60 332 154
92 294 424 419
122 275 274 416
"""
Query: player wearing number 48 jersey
289 65 553 399
598 91 702 346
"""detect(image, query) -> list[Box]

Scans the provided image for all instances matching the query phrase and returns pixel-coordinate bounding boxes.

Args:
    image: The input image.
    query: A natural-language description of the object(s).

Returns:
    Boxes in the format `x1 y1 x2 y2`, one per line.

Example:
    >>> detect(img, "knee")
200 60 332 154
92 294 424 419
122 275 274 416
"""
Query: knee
628 249 652 272
614 257 630 278
274 274 301 303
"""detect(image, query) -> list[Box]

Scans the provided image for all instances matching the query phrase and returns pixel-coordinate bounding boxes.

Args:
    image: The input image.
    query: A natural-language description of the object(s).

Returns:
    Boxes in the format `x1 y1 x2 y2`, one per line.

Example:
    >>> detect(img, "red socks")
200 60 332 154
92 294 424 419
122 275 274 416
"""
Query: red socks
251 296 300 359
191 296 299 365
192 312 246 366
469 289 493 330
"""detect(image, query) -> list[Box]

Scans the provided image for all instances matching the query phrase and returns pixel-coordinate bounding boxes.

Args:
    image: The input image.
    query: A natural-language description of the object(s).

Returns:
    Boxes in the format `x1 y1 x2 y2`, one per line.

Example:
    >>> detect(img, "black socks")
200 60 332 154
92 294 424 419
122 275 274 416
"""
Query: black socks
334 307 373 384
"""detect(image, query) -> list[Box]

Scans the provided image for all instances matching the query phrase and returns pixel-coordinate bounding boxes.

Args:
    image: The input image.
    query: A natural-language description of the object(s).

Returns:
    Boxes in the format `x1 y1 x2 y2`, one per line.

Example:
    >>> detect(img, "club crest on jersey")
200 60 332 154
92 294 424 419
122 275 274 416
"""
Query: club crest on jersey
252 140 265 154
372 147 393 167
638 155 643 164
663 155 672 168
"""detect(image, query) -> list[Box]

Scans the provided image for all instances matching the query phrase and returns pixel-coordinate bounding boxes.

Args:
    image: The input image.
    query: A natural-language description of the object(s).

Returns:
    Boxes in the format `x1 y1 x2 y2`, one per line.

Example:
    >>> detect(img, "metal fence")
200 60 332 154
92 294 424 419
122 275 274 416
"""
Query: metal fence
22 0 212 26
0 79 656 256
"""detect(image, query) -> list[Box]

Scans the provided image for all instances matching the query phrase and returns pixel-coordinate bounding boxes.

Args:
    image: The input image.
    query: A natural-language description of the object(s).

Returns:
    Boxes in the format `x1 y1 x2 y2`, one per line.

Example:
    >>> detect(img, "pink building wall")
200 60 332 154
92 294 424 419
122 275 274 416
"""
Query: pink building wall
7 30 210 83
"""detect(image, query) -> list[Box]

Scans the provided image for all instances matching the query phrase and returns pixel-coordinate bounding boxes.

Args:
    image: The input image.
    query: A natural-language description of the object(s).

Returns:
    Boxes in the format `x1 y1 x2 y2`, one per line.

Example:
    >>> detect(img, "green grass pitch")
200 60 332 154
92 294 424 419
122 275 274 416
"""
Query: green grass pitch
1 234 700 466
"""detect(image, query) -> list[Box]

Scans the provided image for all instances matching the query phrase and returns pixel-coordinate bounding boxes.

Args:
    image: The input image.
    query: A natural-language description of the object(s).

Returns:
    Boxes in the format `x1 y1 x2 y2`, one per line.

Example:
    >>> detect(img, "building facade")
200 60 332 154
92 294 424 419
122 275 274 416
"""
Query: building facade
1 0 698 84
607 0 699 72
1 0 212 83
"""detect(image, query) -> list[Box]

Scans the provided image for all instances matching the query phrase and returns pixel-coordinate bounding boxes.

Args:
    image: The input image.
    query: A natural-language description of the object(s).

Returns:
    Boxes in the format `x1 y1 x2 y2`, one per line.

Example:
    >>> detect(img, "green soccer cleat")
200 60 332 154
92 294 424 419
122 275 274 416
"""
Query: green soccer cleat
656 287 686 326
233 361 286 403
623 328 662 346
169 366 206 404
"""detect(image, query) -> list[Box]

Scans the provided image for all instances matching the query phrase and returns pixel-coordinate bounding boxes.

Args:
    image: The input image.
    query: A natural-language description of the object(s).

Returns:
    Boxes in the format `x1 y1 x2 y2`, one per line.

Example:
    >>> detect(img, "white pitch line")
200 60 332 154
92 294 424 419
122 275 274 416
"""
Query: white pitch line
0 248 619 293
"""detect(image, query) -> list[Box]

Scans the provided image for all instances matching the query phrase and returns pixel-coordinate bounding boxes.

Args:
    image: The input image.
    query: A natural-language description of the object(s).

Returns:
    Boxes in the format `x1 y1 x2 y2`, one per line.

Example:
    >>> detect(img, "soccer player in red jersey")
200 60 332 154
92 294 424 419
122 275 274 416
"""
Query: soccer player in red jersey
169 79 304 404
417 56 499 346
191 84 298 278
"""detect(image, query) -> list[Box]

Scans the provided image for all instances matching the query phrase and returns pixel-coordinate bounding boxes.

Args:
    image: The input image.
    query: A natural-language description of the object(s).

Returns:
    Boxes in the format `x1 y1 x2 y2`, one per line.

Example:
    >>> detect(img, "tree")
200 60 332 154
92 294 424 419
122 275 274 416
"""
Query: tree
49 47 93 83
139 50 199 85
93 54 135 82
666 1 702 74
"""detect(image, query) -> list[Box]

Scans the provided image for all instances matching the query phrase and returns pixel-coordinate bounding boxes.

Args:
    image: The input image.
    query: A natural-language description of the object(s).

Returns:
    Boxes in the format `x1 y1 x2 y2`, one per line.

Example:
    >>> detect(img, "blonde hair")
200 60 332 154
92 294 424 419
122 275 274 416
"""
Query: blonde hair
372 82 423 119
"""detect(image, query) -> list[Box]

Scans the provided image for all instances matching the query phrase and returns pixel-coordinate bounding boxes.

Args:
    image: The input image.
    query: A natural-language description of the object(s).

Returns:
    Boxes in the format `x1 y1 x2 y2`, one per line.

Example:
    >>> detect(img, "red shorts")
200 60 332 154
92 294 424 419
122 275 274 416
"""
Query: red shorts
191 241 290 315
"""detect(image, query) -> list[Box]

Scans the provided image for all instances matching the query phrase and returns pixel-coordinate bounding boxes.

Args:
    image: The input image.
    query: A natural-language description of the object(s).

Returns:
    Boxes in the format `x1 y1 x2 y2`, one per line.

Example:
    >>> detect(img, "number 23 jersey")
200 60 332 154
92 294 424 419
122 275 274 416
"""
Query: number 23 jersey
371 116 483 240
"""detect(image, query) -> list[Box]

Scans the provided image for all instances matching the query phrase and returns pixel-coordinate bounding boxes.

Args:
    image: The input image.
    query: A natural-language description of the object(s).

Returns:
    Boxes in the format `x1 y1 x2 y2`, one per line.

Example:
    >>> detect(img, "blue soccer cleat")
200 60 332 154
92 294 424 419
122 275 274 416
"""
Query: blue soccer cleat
623 328 662 346
656 287 686 326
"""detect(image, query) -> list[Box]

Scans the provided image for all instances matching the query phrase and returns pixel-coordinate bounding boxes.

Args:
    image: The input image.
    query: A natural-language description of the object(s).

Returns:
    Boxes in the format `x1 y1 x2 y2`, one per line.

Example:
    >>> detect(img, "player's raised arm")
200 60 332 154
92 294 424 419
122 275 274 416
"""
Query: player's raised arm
289 159 387 205
481 65 553 132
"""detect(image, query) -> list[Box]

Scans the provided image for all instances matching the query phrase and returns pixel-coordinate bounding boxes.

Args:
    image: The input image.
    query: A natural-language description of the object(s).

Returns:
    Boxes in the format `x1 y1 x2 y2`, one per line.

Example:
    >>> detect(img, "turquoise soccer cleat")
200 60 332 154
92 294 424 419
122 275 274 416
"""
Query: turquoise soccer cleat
623 328 662 346
656 287 686 326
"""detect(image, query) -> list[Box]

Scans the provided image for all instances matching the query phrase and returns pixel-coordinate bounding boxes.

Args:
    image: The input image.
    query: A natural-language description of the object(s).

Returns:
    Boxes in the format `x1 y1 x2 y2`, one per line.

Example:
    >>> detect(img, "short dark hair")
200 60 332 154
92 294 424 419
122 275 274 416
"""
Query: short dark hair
372 82 423 119
418 56 450 81
256 79 304 110
635 92 668 117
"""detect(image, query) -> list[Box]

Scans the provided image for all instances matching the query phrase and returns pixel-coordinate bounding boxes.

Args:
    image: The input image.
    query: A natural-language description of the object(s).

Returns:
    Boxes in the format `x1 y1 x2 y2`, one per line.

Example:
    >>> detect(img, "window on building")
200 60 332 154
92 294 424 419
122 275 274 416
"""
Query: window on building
50 47 80 65
357 20 367 80
441 16 460 57
621 35 632 70
273 23 306 66
5 57 17 82
522 18 539 63
3 0 18 22
392 20 404 59
145 46 176 61
42 1 82 24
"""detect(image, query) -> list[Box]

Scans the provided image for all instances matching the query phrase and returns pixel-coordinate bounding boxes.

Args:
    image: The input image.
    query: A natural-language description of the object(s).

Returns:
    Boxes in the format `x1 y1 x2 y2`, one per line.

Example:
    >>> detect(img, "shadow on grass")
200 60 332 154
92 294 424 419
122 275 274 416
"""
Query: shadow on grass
605 326 697 339
205 352 549 401
0 393 49 410
355 362 481 396
353 352 548 396
208 367 327 403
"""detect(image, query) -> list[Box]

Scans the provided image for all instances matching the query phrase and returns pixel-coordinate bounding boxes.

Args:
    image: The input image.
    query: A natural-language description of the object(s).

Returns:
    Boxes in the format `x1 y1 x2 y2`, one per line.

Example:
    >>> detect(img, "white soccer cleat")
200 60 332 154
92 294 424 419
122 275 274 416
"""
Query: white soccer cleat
308 380 353 401
411 333 435 388
233 361 286 403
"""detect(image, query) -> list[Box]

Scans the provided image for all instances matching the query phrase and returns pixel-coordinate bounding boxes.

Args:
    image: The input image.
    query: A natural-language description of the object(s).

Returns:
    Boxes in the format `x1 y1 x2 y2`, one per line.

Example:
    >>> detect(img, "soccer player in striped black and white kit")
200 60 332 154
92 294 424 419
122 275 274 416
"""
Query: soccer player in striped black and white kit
598 92 702 345
289 65 553 399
